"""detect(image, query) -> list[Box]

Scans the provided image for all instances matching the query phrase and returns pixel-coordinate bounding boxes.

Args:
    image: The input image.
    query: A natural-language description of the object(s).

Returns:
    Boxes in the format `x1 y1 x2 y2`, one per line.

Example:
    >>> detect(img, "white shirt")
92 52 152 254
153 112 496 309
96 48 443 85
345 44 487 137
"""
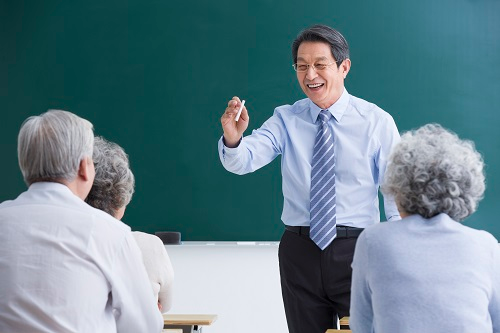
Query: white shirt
0 182 163 333
219 89 401 228
132 232 174 313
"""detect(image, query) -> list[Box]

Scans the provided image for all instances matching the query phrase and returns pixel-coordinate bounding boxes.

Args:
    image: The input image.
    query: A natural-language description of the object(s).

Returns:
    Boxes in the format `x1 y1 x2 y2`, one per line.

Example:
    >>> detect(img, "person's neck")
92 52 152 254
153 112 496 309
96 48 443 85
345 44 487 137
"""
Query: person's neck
315 98 339 110
314 89 344 110
399 211 410 218
63 179 88 200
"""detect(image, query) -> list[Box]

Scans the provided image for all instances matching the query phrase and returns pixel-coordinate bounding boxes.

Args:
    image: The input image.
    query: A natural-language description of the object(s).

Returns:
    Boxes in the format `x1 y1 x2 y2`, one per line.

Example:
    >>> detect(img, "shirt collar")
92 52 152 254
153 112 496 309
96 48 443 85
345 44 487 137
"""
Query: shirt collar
28 181 87 205
29 181 74 196
309 88 350 123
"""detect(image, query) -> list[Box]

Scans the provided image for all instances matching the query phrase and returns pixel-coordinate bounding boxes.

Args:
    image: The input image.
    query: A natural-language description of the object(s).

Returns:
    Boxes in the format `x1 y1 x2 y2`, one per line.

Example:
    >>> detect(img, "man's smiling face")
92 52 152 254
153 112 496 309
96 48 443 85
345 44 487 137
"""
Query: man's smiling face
296 41 350 109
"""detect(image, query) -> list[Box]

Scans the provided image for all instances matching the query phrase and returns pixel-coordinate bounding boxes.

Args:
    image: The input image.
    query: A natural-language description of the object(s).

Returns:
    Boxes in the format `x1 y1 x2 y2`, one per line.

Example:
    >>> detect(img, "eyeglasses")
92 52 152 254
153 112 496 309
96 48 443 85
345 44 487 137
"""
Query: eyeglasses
292 61 340 72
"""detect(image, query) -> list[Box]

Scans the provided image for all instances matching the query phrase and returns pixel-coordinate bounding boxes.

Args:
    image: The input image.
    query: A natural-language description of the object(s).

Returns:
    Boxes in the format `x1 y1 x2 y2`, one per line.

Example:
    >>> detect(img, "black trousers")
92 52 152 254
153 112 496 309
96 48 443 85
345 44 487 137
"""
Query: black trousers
278 229 359 333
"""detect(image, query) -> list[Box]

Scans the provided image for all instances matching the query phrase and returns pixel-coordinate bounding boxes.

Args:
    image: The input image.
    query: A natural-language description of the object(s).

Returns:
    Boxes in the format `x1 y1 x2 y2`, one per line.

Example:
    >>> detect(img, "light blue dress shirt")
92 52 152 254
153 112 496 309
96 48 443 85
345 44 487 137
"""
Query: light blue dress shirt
218 89 401 228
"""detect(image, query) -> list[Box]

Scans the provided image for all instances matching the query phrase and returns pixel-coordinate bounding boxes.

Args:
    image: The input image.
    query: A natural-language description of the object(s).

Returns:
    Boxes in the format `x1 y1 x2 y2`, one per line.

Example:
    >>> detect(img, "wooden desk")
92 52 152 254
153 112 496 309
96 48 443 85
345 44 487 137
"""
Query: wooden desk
163 314 217 333
325 316 351 332
339 316 350 329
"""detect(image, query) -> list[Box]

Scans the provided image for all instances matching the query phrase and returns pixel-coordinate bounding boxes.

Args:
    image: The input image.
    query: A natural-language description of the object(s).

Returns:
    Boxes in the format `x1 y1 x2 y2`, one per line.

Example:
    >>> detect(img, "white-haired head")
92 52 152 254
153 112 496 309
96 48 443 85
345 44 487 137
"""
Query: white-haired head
382 124 485 221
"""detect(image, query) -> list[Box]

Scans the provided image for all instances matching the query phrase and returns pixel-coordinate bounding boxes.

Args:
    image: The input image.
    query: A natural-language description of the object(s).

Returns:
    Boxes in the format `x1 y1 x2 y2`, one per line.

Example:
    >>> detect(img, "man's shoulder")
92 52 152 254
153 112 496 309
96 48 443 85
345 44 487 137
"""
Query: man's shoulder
349 94 392 118
0 198 15 209
86 205 131 237
0 185 132 246
55 198 132 239
274 98 310 116
0 188 29 209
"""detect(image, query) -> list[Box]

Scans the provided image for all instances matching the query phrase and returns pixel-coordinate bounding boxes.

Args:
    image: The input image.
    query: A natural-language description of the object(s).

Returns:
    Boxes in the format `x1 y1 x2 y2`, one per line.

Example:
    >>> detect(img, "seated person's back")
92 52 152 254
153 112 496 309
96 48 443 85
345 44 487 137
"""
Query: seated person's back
350 124 500 333
85 136 174 313
0 110 163 333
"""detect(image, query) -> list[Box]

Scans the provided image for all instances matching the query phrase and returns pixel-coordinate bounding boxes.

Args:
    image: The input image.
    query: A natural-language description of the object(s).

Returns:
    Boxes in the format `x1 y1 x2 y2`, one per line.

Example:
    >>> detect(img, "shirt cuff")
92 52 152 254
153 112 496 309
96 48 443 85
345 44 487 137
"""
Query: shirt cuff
221 136 242 155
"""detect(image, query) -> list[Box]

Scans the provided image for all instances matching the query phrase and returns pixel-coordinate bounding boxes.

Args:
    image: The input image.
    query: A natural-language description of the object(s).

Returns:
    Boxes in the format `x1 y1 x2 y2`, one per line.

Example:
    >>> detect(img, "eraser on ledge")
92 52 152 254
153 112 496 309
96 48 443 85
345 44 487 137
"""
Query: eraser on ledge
155 231 181 245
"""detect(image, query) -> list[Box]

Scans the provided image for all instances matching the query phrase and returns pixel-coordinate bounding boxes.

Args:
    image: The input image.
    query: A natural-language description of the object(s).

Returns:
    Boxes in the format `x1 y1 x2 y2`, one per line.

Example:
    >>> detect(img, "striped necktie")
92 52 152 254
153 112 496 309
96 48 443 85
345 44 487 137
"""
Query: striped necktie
310 109 337 250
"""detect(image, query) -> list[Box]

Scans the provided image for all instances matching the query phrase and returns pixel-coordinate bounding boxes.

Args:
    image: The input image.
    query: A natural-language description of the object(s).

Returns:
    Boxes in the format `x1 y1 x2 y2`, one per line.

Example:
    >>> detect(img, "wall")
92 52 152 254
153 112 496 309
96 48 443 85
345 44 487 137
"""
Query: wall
165 242 287 333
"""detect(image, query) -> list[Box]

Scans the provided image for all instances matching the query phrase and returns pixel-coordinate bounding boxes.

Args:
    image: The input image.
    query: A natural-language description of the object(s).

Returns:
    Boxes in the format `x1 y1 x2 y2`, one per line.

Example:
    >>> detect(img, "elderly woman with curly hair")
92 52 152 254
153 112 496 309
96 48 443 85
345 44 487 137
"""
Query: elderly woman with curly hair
350 124 500 333
85 136 174 313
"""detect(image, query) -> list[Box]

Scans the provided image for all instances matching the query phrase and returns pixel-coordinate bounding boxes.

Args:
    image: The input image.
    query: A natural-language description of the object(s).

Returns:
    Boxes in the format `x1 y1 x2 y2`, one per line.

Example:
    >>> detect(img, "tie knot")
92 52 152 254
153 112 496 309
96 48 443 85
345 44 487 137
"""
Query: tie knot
318 110 332 124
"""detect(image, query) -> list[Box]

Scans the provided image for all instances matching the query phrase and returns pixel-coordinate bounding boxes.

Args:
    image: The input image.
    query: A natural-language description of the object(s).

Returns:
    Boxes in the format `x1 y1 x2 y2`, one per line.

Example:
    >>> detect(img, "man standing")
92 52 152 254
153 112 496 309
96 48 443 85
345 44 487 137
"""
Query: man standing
218 25 400 332
0 110 163 333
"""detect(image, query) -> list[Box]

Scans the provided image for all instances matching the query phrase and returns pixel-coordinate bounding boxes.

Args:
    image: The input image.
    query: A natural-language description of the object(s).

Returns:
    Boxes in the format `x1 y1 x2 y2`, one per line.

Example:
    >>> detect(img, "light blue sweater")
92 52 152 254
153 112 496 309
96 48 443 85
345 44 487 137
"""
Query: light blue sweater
350 213 500 333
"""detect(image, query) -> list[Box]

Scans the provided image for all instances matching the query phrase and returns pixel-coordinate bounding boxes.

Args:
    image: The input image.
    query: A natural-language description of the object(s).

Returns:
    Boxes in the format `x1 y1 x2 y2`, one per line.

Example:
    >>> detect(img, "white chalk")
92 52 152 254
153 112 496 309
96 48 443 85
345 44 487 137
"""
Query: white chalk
235 99 245 121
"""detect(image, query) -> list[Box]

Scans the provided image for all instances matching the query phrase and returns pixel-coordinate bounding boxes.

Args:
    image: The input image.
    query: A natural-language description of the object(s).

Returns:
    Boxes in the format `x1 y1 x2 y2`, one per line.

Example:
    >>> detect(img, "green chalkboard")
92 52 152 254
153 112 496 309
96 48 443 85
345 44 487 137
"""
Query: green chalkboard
1 0 499 241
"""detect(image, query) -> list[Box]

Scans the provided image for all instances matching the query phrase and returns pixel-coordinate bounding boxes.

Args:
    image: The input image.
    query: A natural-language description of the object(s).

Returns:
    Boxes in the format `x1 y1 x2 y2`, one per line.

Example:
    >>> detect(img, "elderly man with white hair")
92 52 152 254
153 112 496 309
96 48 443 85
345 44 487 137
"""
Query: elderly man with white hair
0 110 163 333
350 124 500 333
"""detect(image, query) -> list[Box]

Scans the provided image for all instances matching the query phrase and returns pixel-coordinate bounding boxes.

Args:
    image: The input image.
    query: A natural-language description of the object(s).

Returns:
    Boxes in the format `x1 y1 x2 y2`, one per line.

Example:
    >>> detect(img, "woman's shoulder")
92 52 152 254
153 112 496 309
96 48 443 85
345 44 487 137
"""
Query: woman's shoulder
132 231 165 250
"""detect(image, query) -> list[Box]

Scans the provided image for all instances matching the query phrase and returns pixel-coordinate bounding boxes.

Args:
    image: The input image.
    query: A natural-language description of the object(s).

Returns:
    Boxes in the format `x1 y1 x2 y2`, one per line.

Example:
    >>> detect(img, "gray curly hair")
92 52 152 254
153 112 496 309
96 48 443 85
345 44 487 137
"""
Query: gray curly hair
382 124 485 222
85 136 135 217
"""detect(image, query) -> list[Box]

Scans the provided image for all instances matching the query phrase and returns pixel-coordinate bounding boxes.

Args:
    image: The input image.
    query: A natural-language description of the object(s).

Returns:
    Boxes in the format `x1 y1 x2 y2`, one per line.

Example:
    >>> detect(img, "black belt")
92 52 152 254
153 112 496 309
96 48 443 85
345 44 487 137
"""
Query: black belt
285 225 363 238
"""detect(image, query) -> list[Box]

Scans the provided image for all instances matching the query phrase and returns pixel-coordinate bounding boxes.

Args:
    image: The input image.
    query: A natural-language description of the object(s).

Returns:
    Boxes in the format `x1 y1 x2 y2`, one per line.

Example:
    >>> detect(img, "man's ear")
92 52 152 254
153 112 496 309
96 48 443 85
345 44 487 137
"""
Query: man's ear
341 58 351 79
78 157 92 181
